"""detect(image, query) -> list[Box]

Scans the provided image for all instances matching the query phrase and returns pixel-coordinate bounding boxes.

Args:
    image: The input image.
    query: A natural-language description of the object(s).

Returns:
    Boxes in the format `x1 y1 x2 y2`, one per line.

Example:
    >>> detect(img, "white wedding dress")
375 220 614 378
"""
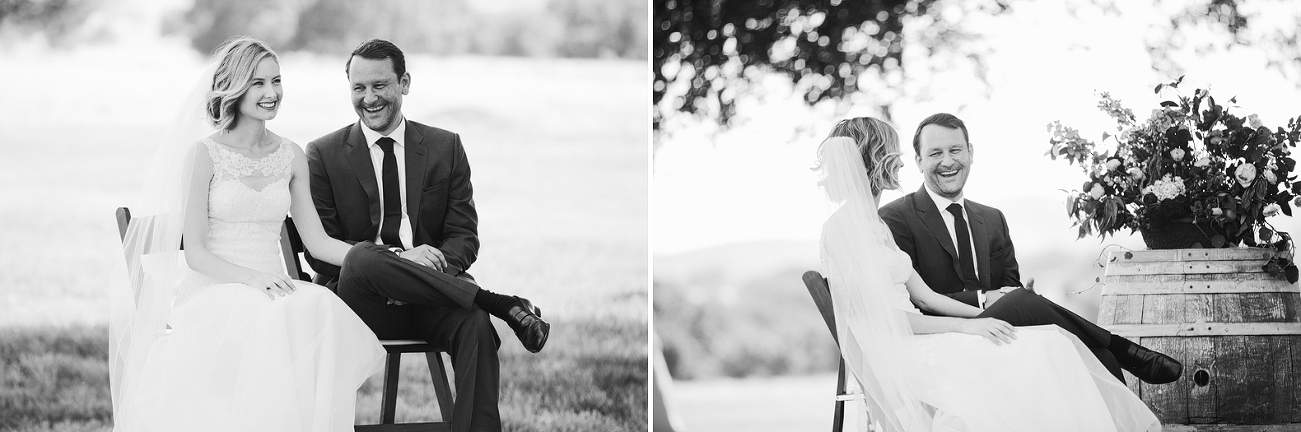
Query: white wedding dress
815 136 1158 432
833 240 1160 432
116 138 386 431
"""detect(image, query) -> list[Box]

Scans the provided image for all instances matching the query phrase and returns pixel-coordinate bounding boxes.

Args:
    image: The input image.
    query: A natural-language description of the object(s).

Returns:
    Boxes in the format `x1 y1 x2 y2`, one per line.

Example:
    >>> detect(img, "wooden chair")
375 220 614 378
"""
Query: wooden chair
802 270 863 432
115 207 455 431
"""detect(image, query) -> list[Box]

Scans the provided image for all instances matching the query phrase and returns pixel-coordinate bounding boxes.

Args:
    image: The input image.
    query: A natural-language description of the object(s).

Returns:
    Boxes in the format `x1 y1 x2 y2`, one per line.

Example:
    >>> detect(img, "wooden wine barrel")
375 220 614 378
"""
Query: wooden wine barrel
1098 248 1301 427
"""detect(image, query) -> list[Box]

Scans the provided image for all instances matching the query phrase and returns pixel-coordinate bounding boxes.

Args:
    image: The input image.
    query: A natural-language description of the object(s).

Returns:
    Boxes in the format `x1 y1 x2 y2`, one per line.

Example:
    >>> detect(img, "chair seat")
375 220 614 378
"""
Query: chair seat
381 339 439 353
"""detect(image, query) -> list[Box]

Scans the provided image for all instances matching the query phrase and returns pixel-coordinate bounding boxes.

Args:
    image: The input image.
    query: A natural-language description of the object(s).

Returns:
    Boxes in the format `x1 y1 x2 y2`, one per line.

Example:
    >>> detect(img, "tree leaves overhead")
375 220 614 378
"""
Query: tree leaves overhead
653 0 950 131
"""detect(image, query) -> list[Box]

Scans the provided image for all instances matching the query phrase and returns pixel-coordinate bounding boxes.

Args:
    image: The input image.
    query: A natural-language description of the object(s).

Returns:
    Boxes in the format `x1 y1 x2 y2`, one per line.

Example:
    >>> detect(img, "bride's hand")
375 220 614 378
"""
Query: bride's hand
246 272 296 299
959 318 1017 345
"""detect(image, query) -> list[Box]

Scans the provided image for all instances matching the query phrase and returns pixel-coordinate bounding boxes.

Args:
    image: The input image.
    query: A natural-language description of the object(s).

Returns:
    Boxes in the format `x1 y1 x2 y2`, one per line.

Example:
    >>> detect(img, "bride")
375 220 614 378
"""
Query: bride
817 117 1160 431
108 36 385 431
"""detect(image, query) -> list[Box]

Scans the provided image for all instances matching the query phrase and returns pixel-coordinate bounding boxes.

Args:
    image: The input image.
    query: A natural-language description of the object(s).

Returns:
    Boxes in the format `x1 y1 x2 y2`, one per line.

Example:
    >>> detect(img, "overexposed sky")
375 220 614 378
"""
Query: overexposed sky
654 0 1301 256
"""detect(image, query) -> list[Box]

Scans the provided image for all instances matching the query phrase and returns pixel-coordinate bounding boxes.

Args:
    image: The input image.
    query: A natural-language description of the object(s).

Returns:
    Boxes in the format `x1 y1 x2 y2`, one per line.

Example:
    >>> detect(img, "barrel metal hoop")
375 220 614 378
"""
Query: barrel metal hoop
1108 323 1301 337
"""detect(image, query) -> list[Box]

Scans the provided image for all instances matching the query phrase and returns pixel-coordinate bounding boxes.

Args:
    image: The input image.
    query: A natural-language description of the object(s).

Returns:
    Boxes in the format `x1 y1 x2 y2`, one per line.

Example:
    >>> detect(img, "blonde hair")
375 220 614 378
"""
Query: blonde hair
819 117 903 195
206 36 278 130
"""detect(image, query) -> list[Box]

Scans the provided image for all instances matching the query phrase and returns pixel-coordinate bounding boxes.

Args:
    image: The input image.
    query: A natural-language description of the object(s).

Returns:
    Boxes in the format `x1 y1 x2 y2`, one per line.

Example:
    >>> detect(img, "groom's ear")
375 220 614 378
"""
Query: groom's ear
400 72 411 95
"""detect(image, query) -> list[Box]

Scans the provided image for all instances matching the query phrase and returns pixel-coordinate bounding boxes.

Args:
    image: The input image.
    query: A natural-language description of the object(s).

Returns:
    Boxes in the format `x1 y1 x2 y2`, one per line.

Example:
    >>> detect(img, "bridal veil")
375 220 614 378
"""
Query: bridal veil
107 55 217 429
817 135 933 431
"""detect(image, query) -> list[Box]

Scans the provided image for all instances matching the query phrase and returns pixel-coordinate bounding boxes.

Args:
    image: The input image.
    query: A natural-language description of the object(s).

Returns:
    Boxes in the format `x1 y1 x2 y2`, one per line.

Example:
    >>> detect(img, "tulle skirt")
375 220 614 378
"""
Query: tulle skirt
900 325 1160 432
117 281 385 432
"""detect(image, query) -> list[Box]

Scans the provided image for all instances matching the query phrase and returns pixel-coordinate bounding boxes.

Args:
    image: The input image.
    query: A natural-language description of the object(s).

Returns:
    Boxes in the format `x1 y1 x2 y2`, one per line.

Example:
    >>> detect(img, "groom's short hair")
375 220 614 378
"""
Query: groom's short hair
911 113 970 154
346 39 407 78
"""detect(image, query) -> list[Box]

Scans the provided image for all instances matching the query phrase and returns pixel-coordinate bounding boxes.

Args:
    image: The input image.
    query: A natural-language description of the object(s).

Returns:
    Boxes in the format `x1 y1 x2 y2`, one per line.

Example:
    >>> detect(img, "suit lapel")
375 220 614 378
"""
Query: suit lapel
913 186 961 267
968 202 990 287
345 124 381 229
404 121 427 238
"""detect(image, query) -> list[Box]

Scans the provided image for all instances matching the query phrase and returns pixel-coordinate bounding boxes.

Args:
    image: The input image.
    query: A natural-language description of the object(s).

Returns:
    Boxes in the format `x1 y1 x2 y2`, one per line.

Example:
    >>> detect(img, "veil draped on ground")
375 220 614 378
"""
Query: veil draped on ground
107 60 216 430
817 137 932 432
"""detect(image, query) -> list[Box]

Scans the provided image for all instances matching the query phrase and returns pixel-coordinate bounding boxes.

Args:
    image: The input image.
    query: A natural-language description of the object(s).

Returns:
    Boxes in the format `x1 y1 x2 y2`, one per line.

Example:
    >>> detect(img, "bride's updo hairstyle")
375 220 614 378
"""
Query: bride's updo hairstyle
819 117 903 196
206 36 279 131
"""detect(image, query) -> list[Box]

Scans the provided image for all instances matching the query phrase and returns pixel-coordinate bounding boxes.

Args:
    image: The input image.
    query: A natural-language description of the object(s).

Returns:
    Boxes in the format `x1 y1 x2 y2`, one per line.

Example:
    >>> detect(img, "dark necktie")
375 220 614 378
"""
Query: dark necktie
946 203 979 287
376 137 403 247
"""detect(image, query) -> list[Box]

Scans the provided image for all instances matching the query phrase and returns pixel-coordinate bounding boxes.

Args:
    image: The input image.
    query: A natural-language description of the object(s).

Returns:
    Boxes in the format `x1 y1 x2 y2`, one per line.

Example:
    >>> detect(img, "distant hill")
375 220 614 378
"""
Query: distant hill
652 197 1148 379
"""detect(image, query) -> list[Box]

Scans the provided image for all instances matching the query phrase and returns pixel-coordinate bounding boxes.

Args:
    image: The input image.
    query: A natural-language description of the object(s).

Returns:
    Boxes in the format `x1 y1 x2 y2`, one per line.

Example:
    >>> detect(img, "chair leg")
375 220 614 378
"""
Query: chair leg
380 353 402 424
426 351 455 422
832 360 847 432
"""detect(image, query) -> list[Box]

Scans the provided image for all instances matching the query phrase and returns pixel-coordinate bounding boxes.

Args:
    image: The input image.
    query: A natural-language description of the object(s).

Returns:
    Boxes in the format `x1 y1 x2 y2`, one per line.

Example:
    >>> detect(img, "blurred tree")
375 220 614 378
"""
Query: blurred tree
0 0 93 44
290 0 475 56
653 0 954 132
1127 0 1301 85
653 0 1301 134
548 0 648 58
177 0 302 54
169 0 646 60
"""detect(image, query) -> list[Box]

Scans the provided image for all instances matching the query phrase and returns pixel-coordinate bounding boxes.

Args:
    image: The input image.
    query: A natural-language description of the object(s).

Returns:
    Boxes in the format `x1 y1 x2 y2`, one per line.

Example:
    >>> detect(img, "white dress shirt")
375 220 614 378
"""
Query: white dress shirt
360 117 414 250
923 185 986 307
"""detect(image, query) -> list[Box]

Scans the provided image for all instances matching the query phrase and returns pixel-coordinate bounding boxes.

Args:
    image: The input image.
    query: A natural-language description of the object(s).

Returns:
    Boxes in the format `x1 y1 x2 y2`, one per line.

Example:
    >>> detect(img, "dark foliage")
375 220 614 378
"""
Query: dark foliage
653 0 945 130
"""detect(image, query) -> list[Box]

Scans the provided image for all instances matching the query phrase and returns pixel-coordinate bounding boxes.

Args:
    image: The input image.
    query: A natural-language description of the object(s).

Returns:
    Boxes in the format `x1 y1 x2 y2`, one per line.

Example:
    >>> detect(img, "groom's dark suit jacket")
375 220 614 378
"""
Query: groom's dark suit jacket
879 186 1021 307
304 120 479 284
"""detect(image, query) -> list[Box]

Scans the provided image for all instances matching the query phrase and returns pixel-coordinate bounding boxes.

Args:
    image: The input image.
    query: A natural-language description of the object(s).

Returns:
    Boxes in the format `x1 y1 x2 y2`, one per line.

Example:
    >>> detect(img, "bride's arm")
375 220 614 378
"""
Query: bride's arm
901 270 1016 344
183 142 295 297
288 143 353 266
903 270 982 318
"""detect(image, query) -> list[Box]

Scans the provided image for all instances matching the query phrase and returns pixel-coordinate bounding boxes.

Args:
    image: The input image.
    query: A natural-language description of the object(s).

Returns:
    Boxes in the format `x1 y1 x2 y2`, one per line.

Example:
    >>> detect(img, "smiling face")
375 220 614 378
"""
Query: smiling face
236 57 282 123
348 56 409 135
916 124 973 199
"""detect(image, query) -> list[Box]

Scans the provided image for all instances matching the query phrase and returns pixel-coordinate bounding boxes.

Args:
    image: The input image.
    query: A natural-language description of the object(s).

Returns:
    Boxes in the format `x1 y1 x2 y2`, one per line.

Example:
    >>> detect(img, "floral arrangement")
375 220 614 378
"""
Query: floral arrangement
1047 77 1301 280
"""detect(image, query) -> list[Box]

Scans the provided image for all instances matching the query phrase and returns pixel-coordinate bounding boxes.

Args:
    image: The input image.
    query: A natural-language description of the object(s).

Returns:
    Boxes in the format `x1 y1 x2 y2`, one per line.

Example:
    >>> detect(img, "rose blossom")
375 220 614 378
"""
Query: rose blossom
1170 148 1186 162
1249 114 1264 129
1127 167 1144 181
1090 183 1106 199
1194 157 1211 168
1106 158 1122 171
1235 164 1258 187
1212 208 1224 217
1264 203 1282 217
1265 169 1278 184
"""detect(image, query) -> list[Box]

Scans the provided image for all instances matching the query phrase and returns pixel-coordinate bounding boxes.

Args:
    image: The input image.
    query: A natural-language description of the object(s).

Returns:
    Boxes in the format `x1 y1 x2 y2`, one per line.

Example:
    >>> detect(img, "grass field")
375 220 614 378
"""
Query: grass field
0 43 647 431
0 318 646 432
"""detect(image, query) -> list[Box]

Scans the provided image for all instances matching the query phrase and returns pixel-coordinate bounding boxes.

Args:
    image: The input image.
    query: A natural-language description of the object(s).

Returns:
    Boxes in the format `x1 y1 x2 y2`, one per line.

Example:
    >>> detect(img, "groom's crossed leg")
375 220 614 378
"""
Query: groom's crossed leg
337 242 503 431
339 242 549 353
978 289 1182 384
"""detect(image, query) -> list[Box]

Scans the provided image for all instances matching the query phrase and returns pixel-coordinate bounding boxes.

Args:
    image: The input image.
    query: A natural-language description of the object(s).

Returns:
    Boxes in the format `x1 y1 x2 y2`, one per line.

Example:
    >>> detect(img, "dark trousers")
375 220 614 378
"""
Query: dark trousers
334 242 502 432
977 288 1125 382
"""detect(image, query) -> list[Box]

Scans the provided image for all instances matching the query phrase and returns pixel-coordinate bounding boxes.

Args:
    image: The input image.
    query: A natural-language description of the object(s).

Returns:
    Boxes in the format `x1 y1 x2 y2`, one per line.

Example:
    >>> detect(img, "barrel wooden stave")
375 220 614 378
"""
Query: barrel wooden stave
1099 247 1301 425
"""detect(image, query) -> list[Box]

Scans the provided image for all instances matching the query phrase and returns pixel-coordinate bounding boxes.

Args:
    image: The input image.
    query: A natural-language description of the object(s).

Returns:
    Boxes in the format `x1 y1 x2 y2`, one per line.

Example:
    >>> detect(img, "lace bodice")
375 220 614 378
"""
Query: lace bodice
202 137 293 275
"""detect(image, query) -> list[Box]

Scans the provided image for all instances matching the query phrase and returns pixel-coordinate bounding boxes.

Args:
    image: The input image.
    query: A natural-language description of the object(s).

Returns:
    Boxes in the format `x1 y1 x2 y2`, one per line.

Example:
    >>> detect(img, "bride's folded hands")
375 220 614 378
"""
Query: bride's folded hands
245 271 297 298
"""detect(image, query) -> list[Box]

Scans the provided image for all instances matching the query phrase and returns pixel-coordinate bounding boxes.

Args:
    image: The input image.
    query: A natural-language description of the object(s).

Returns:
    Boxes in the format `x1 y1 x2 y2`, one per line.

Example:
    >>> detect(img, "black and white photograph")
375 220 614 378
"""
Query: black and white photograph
653 1 1301 431
0 0 647 431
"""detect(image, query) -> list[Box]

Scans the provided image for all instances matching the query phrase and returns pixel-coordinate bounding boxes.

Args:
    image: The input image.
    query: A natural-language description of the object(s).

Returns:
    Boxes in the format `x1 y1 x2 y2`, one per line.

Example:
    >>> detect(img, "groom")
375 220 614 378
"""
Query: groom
306 39 549 432
879 113 1182 385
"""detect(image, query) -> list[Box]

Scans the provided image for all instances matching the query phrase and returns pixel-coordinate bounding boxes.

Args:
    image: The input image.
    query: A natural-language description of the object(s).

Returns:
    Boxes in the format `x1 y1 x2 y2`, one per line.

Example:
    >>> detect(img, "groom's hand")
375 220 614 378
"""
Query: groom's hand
983 286 1022 307
398 244 447 272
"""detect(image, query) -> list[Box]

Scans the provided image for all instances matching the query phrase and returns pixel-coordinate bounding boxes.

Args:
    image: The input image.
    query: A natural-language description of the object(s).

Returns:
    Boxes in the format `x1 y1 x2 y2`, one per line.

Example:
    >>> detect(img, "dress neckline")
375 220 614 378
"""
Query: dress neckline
203 136 286 161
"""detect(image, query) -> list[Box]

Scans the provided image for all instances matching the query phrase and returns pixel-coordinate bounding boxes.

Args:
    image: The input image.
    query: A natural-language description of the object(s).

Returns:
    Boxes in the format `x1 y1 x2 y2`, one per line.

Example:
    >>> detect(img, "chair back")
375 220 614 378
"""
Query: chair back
801 270 855 432
803 270 838 342
116 206 309 283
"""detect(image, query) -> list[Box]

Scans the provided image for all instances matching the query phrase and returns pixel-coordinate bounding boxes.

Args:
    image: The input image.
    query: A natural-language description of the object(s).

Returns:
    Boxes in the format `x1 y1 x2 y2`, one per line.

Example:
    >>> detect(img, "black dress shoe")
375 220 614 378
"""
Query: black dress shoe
505 297 550 353
1118 343 1183 384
